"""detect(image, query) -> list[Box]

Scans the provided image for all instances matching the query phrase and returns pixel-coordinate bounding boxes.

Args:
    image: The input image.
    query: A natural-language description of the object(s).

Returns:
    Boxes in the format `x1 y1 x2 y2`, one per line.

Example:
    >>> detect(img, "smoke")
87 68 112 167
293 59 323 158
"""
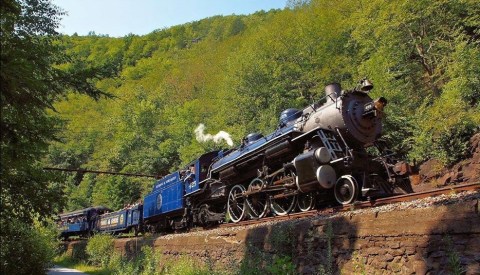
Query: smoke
194 124 234 147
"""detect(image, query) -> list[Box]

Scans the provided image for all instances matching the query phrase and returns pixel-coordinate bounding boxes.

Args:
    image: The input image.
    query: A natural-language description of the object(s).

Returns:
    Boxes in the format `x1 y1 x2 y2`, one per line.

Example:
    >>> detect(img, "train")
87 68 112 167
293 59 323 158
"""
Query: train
57 79 414 239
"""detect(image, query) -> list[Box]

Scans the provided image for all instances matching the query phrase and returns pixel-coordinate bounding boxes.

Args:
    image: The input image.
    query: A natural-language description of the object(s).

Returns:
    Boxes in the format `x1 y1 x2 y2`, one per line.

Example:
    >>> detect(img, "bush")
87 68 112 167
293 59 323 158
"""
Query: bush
107 246 163 275
409 63 480 166
1 218 59 275
86 234 115 267
410 104 478 166
265 256 296 275
109 252 141 275
239 244 297 275
139 246 162 275
162 256 211 275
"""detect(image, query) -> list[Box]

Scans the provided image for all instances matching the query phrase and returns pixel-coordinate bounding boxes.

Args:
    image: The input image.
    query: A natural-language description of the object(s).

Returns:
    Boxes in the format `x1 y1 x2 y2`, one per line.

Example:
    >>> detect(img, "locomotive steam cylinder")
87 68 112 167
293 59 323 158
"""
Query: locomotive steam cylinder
292 147 336 192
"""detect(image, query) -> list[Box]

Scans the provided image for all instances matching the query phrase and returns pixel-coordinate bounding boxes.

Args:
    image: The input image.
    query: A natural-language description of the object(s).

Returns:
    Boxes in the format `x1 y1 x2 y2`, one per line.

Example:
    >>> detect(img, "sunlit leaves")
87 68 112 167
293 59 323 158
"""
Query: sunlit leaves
48 0 479 212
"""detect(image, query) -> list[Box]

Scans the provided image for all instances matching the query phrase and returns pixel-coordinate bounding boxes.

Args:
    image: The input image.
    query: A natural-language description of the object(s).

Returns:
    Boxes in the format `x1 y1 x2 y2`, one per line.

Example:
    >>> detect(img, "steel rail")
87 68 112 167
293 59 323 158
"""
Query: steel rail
62 182 479 241
219 182 479 228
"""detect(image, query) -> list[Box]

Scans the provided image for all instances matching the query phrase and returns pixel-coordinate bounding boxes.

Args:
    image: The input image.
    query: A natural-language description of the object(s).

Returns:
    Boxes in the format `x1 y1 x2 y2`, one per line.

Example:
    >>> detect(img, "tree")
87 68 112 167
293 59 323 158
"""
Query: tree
349 0 480 162
1 0 106 273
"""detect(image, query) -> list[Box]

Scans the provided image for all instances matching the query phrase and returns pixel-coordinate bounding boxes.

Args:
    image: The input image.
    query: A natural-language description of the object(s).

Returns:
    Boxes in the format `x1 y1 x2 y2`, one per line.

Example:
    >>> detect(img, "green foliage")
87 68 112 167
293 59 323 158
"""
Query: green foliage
443 235 466 275
54 253 111 275
351 252 367 275
162 256 212 275
324 221 333 275
239 245 297 275
1 0 62 223
411 119 477 165
108 252 141 275
86 234 115 267
0 0 106 223
1 0 109 273
108 248 154 275
0 218 60 275
265 256 296 275
348 0 480 164
138 246 163 275
57 242 297 275
269 223 296 257
238 224 298 274
91 176 142 210
43 0 480 213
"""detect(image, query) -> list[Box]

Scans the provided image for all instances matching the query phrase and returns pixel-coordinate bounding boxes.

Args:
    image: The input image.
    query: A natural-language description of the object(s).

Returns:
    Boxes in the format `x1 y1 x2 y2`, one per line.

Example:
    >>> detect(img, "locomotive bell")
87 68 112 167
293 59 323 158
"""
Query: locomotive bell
360 78 373 92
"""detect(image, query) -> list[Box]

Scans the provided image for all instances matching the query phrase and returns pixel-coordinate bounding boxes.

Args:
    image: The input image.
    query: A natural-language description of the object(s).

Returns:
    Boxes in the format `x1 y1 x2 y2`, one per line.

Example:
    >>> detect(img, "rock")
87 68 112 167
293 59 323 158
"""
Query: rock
405 246 416 255
382 253 394 262
300 266 316 274
429 250 445 258
453 171 463 181
371 259 387 269
419 159 445 180
466 262 480 275
390 248 406 257
462 163 480 182
363 247 384 256
389 241 400 249
413 260 428 275
470 133 480 154
439 173 452 186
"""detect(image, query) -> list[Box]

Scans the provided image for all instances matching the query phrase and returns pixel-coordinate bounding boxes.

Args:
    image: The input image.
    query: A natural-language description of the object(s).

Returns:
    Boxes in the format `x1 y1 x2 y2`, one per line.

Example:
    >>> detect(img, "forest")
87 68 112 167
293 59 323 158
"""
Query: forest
1 0 479 273
48 0 479 212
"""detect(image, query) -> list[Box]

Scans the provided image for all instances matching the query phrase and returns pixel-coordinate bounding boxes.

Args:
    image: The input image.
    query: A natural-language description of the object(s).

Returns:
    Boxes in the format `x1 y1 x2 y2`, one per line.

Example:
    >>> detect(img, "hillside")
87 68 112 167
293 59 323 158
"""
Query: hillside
46 0 480 211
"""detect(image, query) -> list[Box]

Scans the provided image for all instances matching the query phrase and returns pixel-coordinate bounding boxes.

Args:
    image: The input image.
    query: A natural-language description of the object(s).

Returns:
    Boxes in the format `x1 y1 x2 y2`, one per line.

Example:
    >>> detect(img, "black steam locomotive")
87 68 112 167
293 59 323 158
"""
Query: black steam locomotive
58 79 413 237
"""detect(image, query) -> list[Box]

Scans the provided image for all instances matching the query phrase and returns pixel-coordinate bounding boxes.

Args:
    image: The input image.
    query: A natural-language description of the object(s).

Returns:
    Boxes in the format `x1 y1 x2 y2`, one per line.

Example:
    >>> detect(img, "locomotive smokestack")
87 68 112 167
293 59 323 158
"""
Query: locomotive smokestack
325 83 342 103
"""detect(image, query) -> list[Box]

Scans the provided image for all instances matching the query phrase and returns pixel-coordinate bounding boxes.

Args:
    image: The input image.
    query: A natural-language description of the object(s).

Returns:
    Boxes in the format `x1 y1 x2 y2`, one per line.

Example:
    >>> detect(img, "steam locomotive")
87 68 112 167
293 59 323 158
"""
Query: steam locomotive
57 79 413 238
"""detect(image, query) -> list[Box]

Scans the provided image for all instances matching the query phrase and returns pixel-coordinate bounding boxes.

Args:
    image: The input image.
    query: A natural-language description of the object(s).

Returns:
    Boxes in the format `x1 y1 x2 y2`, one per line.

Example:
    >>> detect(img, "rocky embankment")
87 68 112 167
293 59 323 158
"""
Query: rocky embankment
63 190 480 274
417 133 480 190
62 134 480 274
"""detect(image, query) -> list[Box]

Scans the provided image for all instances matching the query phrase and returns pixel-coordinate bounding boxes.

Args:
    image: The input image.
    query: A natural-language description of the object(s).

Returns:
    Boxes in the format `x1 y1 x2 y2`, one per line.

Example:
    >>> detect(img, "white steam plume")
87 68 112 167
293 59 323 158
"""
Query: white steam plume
195 124 234 147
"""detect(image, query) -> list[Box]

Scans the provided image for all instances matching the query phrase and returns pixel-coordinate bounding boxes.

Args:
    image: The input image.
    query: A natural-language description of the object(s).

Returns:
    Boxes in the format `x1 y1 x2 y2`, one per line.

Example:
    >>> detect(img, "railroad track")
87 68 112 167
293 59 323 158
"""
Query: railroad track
219 182 480 228
62 182 479 241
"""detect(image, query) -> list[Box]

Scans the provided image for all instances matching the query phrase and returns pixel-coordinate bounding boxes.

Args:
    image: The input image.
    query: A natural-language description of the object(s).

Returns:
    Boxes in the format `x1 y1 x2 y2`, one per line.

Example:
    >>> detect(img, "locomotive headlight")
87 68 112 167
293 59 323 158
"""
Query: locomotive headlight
363 102 374 112
362 97 388 118
362 102 376 118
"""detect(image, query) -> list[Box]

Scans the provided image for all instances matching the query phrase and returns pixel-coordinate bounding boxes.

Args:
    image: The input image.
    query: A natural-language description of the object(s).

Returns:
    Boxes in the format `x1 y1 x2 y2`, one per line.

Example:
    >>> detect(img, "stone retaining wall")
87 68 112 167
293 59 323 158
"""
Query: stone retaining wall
64 198 479 274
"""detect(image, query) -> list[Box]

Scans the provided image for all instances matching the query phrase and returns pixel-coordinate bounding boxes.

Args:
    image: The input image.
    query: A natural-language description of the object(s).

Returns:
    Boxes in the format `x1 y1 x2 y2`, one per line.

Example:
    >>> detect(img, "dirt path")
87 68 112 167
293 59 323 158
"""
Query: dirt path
47 265 88 275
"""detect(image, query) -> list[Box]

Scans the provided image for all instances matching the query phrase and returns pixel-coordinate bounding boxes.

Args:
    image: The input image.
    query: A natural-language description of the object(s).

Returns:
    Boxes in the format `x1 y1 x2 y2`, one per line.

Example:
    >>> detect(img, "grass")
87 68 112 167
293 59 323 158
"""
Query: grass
53 254 111 275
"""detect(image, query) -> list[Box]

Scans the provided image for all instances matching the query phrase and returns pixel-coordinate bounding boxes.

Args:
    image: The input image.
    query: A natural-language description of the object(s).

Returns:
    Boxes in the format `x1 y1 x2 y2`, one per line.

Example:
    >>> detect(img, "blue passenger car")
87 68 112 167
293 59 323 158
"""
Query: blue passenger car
97 204 143 235
57 206 110 240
